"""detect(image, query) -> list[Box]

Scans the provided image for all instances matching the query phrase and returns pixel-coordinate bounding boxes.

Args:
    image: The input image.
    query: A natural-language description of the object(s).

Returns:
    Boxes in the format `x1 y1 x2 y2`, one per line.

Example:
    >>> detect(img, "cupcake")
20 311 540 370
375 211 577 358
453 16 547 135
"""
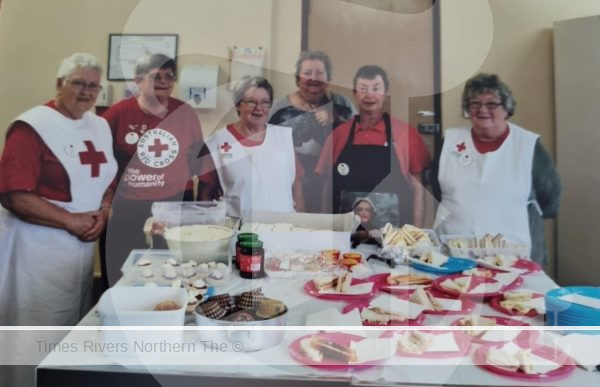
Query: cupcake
181 265 196 278
255 298 286 319
199 300 227 319
141 268 154 278
237 288 265 309
163 267 177 279
164 257 180 266
225 310 255 322
187 260 198 267
136 258 152 267
206 269 226 286
211 293 235 310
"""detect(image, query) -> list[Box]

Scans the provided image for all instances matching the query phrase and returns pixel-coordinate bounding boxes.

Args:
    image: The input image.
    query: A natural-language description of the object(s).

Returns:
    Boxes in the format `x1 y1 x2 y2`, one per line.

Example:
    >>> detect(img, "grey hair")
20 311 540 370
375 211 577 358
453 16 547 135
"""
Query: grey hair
462 73 516 118
232 76 273 109
134 53 176 78
56 53 103 80
294 50 332 82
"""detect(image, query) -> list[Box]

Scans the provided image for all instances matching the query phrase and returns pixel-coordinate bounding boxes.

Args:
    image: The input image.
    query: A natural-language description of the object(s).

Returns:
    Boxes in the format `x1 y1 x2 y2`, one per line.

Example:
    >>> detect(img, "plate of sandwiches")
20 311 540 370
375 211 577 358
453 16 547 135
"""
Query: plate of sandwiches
451 315 539 345
476 254 542 275
398 287 476 315
432 273 523 299
342 293 426 326
489 290 546 317
289 332 393 370
370 273 433 295
408 252 476 275
380 330 472 358
305 273 377 300
474 341 575 381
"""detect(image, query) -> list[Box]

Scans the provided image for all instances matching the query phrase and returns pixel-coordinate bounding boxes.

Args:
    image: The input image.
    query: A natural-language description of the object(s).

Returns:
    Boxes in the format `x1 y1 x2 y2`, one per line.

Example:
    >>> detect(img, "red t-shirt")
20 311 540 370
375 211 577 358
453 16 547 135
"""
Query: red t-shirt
315 115 431 178
198 124 304 194
0 102 70 201
102 97 203 200
471 126 510 153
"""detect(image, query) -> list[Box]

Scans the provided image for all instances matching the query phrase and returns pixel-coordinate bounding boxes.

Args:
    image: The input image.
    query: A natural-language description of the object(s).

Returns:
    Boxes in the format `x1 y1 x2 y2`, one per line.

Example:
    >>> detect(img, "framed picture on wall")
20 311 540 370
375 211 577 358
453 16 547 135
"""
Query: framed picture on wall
108 34 178 81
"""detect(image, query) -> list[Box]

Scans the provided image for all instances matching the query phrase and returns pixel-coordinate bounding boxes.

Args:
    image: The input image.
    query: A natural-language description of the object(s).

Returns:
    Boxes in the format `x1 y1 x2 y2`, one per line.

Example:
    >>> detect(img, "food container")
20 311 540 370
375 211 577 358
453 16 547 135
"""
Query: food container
163 224 234 263
440 234 529 258
194 296 287 352
98 287 187 355
339 252 362 267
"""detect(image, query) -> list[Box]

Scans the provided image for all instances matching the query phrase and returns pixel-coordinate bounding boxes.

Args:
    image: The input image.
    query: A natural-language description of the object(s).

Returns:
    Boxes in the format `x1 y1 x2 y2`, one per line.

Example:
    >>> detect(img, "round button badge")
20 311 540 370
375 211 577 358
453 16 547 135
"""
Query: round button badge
337 162 350 176
458 153 472 166
64 143 78 157
125 132 139 145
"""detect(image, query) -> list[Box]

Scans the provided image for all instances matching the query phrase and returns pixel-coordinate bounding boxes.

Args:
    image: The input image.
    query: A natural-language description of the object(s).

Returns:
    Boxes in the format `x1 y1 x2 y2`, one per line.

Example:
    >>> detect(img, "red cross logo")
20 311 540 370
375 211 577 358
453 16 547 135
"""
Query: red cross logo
456 142 466 152
148 138 169 157
79 141 107 178
221 142 232 153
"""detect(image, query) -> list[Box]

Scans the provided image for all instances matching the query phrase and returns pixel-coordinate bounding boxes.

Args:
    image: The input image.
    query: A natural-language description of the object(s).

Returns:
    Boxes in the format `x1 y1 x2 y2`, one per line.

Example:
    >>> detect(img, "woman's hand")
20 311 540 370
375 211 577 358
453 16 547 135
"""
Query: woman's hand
64 212 97 240
314 108 332 127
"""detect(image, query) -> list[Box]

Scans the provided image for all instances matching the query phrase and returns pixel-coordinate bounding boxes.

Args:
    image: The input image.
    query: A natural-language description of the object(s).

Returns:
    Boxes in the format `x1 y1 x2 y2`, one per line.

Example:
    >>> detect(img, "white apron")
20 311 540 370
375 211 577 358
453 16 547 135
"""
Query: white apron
434 123 538 247
205 124 295 218
0 106 117 327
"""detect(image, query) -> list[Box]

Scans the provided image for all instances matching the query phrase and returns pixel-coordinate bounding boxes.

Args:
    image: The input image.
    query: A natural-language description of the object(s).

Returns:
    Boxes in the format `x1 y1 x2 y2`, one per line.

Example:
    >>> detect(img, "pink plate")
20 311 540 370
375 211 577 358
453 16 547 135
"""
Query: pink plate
450 315 539 345
380 330 472 358
488 292 545 317
432 274 523 299
395 290 476 315
304 278 377 301
368 273 433 295
289 332 384 371
474 343 575 381
342 301 425 326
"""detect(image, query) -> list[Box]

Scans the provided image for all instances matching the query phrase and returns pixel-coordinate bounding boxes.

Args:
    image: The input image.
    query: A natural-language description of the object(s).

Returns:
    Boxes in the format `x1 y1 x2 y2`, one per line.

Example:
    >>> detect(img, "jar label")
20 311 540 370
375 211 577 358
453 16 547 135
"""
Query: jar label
239 254 262 273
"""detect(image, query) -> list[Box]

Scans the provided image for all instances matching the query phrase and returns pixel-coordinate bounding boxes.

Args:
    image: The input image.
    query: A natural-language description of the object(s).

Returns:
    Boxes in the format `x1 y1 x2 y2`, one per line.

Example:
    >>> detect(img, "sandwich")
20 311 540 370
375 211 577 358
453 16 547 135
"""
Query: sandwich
500 290 544 314
308 335 358 363
462 268 495 278
459 315 496 337
300 338 323 362
360 307 408 324
335 273 353 293
396 331 434 355
441 275 472 293
419 250 449 267
386 273 432 286
486 347 520 371
313 275 336 291
409 288 444 311
483 254 518 268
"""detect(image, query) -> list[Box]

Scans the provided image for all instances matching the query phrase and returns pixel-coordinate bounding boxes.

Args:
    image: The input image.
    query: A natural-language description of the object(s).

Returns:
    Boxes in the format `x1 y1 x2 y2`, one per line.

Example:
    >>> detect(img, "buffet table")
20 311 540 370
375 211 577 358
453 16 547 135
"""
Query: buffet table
37 248 600 387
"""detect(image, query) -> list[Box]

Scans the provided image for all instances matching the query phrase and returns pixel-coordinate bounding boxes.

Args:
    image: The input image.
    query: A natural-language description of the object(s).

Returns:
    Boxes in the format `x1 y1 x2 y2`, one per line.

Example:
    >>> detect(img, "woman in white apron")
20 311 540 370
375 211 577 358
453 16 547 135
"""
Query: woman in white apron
198 76 304 218
432 73 561 264
0 53 117 386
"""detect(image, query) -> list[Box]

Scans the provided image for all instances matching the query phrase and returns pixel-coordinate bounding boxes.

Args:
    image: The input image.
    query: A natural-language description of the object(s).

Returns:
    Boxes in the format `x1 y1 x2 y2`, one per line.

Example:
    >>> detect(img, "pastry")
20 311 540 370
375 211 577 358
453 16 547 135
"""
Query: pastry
309 335 358 363
153 300 181 311
199 300 227 319
419 250 448 267
225 310 255 322
409 288 443 311
237 288 265 309
211 294 235 310
396 331 434 355
300 338 323 362
386 273 432 286
255 298 286 319
136 258 152 267
206 269 226 286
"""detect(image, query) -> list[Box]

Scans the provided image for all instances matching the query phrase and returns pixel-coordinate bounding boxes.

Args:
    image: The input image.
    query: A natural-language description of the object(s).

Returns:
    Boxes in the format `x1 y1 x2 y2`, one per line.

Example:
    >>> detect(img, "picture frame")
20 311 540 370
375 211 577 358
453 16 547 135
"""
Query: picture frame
107 34 178 81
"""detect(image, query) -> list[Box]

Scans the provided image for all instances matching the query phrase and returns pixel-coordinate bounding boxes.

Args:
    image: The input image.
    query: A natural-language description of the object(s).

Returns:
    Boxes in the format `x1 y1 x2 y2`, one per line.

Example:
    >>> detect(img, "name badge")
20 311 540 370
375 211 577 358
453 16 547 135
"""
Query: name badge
337 162 350 176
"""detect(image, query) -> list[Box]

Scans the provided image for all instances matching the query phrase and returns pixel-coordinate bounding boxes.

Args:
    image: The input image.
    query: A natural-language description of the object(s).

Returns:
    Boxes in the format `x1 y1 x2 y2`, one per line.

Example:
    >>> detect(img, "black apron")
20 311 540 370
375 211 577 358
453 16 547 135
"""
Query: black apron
332 113 413 227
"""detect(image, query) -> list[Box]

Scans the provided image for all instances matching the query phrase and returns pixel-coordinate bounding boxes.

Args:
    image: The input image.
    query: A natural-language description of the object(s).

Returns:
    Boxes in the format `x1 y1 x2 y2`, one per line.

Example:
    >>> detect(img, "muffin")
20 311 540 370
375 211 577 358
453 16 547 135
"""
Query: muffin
255 298 286 319
211 293 235 310
199 300 227 319
237 288 265 309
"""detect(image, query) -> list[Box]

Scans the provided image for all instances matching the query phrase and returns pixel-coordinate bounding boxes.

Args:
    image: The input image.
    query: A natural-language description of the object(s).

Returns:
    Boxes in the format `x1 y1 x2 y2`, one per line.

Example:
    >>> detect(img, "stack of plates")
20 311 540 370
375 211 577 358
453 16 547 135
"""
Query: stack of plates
545 286 600 334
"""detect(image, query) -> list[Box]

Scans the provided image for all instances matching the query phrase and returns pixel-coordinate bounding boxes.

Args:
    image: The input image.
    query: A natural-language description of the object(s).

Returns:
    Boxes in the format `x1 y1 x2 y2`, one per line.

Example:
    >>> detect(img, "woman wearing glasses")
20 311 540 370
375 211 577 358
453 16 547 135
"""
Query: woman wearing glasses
431 73 561 264
100 53 203 287
199 76 304 218
0 53 117 326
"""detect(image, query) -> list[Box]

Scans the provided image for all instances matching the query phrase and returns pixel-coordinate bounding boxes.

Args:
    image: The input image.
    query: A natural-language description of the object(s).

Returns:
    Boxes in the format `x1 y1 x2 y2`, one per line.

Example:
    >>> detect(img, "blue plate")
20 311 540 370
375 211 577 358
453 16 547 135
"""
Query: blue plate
409 257 476 274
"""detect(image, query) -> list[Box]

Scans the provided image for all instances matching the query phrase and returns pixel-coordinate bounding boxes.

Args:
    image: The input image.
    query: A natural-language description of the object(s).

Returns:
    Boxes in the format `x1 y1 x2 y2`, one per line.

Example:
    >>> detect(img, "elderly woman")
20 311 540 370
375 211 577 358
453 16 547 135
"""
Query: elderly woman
431 73 561 264
0 53 117 327
199 76 304 217
269 50 356 212
316 65 431 227
101 53 203 287
351 197 380 246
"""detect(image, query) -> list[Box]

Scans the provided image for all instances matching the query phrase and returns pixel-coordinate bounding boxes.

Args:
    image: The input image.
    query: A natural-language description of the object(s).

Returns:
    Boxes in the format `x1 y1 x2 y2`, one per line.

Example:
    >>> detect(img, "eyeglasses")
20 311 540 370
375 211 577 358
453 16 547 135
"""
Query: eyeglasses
241 99 271 109
65 79 102 93
146 72 176 83
468 101 503 111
